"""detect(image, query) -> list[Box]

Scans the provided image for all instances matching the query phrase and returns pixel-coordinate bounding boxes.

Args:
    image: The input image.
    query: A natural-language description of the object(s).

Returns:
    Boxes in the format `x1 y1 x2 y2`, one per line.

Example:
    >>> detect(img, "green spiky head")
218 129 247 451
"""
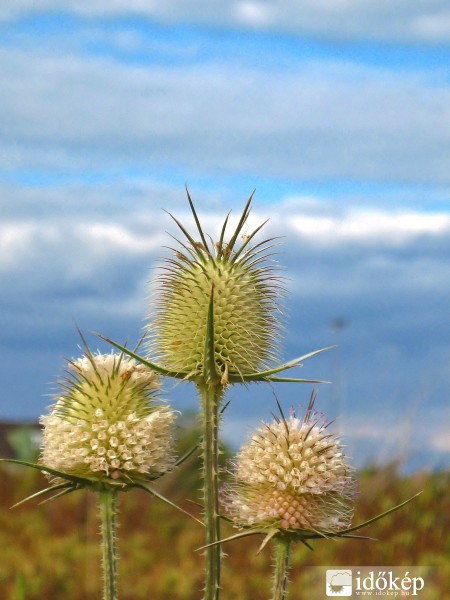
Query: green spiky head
147 191 283 384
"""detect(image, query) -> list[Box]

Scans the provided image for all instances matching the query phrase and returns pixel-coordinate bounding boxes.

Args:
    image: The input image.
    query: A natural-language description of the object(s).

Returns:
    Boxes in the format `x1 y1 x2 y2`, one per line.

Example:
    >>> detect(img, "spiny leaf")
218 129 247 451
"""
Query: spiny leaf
133 481 204 526
185 186 211 255
295 493 422 541
199 494 420 552
230 219 271 265
233 347 334 381
256 529 279 555
245 377 330 384
319 492 422 538
164 210 207 262
217 211 231 259
174 439 202 467
10 482 72 508
227 191 255 252
0 459 91 486
203 284 219 385
299 537 314 550
38 486 79 505
94 334 189 379
197 527 269 551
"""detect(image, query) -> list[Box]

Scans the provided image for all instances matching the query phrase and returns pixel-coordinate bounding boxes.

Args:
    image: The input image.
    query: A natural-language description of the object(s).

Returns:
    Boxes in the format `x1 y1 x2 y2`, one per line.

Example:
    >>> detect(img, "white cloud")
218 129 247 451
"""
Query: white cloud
288 209 450 245
3 188 450 317
79 223 165 254
3 188 450 275
234 2 273 27
1 46 450 184
3 1 450 45
431 429 450 452
0 217 166 286
0 222 36 267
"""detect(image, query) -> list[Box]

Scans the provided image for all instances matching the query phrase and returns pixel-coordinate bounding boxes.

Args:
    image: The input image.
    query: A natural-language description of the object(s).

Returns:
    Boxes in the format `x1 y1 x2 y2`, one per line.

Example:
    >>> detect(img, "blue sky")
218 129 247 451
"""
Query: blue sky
1 2 450 471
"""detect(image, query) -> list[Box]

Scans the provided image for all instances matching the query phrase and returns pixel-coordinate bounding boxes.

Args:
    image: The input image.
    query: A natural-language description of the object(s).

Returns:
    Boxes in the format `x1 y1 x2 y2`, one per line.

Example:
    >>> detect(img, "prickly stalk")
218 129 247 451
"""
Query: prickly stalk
99 488 119 600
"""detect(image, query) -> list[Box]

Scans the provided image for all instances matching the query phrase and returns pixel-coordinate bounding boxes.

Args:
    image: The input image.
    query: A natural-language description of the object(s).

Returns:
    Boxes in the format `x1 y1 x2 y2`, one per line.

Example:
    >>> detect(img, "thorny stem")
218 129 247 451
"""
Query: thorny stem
199 382 224 600
99 488 119 600
272 536 292 600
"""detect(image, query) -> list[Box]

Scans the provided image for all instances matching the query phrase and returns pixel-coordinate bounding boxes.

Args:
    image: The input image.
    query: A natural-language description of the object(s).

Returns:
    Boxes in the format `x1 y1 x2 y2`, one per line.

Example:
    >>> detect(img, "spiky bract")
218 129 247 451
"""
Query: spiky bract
223 399 354 534
147 194 283 383
40 352 176 483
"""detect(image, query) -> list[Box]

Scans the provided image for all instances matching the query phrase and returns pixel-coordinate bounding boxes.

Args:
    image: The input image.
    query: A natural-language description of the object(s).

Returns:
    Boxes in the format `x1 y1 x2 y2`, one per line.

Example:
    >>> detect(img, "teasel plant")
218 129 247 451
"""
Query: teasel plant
1 332 200 600
98 190 329 600
212 391 420 600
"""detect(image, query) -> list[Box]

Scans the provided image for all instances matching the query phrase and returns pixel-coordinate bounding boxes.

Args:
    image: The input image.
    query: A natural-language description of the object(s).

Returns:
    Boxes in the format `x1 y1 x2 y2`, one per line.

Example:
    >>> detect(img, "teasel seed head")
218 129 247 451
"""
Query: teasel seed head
146 192 284 384
40 351 177 485
223 395 354 534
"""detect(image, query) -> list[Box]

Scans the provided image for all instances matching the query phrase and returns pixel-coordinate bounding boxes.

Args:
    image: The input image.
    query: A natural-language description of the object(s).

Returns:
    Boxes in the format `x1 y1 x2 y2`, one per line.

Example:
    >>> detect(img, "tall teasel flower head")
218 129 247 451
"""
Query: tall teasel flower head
146 191 284 385
223 393 355 536
39 348 177 486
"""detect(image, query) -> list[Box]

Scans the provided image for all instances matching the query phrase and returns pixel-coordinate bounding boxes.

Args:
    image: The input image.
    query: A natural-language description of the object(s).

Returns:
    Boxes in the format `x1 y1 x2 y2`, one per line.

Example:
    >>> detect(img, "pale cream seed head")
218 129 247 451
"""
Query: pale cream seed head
39 352 177 483
224 410 354 532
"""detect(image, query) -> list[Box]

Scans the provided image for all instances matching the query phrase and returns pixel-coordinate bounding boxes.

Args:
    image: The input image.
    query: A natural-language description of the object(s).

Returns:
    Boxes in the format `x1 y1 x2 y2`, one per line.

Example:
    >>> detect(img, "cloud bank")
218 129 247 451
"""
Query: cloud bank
2 43 450 186
2 1 450 45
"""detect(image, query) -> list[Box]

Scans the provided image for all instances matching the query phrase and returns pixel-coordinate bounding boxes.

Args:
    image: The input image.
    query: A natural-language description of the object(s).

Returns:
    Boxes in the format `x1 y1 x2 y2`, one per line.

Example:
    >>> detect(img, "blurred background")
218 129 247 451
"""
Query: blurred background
1 0 449 469
0 2 449 598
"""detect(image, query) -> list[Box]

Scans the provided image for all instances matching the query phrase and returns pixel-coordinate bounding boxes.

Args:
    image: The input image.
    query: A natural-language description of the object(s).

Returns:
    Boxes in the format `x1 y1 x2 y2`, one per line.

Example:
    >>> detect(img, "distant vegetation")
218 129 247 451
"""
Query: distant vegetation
0 424 447 599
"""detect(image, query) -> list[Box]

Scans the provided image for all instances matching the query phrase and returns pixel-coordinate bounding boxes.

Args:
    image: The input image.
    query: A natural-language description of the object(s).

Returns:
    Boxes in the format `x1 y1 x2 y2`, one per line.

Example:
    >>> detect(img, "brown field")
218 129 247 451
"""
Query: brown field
0 439 448 599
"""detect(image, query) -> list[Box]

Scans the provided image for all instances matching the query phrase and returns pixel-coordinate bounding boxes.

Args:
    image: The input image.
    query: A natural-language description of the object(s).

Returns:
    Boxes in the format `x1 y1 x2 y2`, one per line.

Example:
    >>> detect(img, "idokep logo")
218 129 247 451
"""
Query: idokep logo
326 570 353 596
324 567 428 597
354 569 425 596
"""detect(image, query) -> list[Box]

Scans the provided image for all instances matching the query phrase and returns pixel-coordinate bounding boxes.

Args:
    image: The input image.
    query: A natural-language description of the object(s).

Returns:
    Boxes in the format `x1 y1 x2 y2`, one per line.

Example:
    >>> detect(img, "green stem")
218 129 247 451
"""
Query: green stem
99 488 119 600
272 536 292 600
199 382 223 600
